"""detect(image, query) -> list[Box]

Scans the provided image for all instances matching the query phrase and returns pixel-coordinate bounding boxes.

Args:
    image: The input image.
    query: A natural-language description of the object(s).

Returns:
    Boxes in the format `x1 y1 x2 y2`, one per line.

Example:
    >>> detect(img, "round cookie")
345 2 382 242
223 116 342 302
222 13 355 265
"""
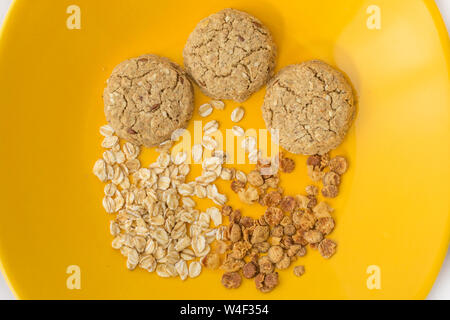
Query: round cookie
183 8 277 102
262 60 355 155
103 54 194 147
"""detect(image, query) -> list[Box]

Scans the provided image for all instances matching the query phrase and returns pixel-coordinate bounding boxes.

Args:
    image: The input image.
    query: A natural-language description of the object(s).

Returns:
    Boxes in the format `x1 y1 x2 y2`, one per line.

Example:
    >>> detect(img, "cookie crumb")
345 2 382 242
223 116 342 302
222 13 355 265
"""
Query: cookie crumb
318 239 337 259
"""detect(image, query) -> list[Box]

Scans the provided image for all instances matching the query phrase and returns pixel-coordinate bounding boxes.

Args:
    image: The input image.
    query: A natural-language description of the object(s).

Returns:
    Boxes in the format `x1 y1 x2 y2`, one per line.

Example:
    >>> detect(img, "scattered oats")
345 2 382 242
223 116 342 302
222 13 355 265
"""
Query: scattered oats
192 144 203 163
202 156 222 171
232 125 245 137
157 153 171 168
103 183 117 197
114 190 125 211
182 197 196 209
248 149 260 163
207 207 222 226
242 136 257 152
110 221 120 236
171 128 187 141
158 176 171 190
103 196 116 213
157 140 173 153
123 142 139 160
173 151 187 165
189 261 202 278
125 158 140 172
231 107 244 123
213 150 228 162
93 159 107 182
199 103 213 117
203 120 219 135
178 183 195 196
195 171 217 185
211 100 225 110
103 150 116 165
114 150 125 164
99 124 115 137
212 193 227 206
126 249 139 270
156 264 170 277
202 136 218 150
140 255 156 272
101 135 119 149
195 184 207 198
175 259 189 280
181 249 195 261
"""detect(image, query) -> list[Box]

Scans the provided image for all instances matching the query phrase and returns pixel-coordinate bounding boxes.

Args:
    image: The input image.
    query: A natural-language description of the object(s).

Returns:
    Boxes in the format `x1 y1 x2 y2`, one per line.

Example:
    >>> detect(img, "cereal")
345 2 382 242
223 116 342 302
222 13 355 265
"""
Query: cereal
255 272 279 293
220 168 233 180
264 207 284 226
280 156 295 173
221 205 233 216
280 196 297 212
283 224 296 236
201 253 221 269
315 217 335 235
305 185 318 196
231 241 252 259
329 156 348 175
230 224 242 242
303 230 323 244
267 246 284 263
231 107 245 123
238 187 259 204
242 261 259 279
231 180 245 193
247 170 264 187
293 265 305 277
321 184 339 198
251 226 270 244
258 256 274 274
253 241 270 253
275 254 290 270
263 191 282 207
318 239 337 259
221 256 245 272
323 171 341 186
221 272 242 289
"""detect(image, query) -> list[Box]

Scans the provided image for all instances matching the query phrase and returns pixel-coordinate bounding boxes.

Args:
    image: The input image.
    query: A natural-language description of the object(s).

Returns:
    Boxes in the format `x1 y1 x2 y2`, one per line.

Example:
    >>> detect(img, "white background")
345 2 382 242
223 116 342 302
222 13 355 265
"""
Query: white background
0 0 448 300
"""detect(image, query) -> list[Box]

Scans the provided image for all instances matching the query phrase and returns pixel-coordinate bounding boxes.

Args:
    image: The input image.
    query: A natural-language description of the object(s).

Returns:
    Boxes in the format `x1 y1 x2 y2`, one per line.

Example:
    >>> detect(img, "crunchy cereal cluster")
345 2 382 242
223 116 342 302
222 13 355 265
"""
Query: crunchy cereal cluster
306 154 348 198
217 153 345 292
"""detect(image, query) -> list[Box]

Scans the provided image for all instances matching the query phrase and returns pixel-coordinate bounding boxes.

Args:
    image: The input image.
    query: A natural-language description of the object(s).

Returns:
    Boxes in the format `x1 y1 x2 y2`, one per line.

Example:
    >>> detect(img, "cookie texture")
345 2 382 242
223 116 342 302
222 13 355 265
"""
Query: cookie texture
262 60 355 155
183 8 277 102
103 54 194 147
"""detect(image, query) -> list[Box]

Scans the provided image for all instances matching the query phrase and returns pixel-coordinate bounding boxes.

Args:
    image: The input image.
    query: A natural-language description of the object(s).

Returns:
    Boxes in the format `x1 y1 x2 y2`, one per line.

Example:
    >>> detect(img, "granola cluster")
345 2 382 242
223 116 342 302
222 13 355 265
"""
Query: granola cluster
306 154 348 198
217 153 346 292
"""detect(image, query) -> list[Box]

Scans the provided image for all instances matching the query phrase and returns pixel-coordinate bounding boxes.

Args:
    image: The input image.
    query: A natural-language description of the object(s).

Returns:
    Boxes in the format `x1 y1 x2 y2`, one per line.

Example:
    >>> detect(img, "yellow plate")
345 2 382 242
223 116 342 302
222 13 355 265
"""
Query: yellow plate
0 0 449 299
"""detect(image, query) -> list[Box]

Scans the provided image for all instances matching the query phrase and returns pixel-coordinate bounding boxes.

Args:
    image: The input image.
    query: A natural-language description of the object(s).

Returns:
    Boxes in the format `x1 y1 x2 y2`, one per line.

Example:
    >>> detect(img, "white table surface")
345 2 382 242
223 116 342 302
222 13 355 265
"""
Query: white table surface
0 0 448 300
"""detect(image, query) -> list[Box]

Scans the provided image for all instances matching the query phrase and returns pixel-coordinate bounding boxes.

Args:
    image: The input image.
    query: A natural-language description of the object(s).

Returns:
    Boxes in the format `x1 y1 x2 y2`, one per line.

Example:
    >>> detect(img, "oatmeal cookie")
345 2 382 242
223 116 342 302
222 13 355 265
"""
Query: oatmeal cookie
103 54 194 147
183 8 277 102
262 60 355 155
